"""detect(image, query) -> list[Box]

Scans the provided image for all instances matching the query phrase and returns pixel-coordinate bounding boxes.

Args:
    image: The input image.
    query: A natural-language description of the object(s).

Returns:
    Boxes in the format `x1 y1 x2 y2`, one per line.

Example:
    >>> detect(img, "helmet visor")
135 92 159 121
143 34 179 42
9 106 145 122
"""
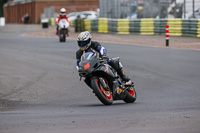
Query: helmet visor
78 38 91 47
60 12 66 16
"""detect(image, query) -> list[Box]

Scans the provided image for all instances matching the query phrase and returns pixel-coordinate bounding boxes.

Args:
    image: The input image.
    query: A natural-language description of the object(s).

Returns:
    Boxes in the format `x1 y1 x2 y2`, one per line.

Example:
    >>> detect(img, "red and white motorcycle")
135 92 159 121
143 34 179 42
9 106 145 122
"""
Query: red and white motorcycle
58 18 69 42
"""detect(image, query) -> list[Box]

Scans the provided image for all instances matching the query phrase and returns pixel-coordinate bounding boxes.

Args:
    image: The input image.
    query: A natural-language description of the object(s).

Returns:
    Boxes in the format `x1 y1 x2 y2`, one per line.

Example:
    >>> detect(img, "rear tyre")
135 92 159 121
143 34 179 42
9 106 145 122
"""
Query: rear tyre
91 77 113 105
123 86 137 103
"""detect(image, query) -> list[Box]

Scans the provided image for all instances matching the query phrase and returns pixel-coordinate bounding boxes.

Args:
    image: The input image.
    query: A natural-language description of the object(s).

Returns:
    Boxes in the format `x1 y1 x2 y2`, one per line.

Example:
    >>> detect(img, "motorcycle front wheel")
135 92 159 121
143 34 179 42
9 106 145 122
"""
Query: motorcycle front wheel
91 77 113 105
59 32 66 42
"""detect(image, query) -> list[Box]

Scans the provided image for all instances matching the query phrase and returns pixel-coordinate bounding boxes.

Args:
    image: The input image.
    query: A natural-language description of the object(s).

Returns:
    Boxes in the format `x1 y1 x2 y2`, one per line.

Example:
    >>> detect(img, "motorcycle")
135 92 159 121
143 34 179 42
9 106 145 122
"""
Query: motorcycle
58 18 69 42
78 52 137 105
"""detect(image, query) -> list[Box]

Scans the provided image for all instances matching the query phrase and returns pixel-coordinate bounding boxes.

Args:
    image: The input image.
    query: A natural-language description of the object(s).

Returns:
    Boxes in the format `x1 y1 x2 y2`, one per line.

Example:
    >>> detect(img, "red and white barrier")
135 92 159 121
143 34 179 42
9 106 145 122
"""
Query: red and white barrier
166 25 169 47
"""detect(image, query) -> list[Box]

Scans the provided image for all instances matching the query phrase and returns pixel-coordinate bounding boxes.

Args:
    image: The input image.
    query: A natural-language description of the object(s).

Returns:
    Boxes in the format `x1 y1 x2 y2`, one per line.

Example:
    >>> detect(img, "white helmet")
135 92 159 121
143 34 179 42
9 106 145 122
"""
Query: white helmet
60 8 66 15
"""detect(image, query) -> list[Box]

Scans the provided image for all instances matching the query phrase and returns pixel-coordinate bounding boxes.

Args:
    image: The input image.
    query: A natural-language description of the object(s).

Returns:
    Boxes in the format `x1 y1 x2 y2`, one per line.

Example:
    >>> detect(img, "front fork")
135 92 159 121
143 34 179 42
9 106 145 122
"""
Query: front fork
99 77 109 91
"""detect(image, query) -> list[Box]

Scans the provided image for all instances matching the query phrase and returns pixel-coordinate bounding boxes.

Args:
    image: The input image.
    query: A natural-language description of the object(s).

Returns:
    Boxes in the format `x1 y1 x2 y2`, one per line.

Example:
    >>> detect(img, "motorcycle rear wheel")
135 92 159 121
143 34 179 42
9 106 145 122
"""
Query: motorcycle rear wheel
123 86 137 103
91 77 113 105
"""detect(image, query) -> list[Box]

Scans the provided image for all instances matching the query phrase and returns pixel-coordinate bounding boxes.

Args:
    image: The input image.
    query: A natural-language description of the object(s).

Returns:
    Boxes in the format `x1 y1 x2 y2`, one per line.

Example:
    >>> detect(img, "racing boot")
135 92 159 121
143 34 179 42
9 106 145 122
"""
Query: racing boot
117 69 130 82
118 69 134 86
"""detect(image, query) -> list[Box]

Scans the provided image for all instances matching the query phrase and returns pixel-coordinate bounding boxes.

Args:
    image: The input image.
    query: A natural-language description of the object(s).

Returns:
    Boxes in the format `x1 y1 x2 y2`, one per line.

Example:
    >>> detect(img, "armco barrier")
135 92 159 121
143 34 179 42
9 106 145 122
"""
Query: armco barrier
182 19 190 36
91 19 98 32
98 18 108 33
75 19 85 32
198 20 200 37
84 19 91 32
167 19 182 36
117 19 130 34
140 18 154 35
74 18 200 38
51 18 55 26
108 19 117 33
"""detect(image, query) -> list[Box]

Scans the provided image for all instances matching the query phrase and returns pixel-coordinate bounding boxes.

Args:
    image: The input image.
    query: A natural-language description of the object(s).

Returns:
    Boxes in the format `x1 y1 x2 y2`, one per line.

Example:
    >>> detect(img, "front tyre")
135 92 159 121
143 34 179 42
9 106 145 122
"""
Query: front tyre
59 33 63 42
59 36 63 42
63 34 66 42
123 86 137 103
91 77 113 105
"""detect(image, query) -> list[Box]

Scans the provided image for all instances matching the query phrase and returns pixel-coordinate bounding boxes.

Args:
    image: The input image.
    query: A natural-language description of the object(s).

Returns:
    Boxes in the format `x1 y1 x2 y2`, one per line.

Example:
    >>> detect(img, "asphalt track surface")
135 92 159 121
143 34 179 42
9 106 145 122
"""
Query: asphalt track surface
0 25 200 133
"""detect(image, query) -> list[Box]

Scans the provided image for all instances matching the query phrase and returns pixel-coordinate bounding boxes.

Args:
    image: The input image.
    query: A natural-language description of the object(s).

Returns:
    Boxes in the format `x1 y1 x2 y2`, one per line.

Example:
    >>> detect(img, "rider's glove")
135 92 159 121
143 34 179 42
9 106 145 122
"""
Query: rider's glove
76 59 80 71
76 66 79 70
100 47 106 56
98 46 107 56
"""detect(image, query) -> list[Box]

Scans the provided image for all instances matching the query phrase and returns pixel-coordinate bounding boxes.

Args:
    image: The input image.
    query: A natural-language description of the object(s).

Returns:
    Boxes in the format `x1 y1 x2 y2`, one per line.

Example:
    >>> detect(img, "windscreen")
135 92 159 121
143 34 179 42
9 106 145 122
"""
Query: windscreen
81 52 95 62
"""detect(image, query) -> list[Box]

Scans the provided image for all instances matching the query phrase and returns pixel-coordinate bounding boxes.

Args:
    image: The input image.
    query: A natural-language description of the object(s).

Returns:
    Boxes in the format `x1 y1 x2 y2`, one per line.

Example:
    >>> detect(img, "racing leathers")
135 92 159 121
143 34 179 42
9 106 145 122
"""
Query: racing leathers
76 41 130 82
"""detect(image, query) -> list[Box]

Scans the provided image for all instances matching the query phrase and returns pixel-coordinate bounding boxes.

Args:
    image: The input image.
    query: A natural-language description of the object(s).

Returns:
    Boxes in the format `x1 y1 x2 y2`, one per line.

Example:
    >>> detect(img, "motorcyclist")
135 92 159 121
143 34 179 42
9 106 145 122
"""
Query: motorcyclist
76 31 132 84
56 8 70 36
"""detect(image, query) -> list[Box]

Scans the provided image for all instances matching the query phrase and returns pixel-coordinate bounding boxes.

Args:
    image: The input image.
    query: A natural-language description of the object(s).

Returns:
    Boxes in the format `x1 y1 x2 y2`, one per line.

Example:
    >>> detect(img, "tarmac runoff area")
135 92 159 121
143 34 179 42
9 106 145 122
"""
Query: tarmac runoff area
13 24 200 51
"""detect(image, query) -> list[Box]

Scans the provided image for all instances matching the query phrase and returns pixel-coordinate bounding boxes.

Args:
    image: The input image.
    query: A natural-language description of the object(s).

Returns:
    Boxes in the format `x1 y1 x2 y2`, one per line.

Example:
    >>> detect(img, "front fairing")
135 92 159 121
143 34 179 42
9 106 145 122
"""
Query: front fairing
78 52 100 76
78 52 115 79
79 57 99 75
58 18 69 29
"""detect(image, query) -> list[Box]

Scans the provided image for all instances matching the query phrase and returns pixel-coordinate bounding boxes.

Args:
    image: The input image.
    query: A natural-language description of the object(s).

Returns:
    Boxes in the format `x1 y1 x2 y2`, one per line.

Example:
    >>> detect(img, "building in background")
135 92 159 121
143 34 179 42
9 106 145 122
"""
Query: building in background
3 0 99 24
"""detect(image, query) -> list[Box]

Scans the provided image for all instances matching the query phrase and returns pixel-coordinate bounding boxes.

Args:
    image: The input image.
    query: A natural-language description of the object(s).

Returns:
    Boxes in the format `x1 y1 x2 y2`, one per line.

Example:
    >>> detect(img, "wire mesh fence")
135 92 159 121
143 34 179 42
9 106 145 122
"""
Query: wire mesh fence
99 0 200 19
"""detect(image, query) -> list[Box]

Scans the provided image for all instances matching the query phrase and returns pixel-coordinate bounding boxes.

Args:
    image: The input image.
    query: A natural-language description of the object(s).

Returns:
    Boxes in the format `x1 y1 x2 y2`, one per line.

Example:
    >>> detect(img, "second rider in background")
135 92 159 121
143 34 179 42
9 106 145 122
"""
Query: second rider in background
56 8 70 36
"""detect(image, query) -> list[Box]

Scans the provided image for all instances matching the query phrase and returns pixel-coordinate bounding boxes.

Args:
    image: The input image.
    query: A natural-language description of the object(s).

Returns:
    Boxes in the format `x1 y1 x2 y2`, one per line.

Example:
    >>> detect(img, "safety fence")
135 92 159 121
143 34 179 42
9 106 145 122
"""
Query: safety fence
74 18 200 38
